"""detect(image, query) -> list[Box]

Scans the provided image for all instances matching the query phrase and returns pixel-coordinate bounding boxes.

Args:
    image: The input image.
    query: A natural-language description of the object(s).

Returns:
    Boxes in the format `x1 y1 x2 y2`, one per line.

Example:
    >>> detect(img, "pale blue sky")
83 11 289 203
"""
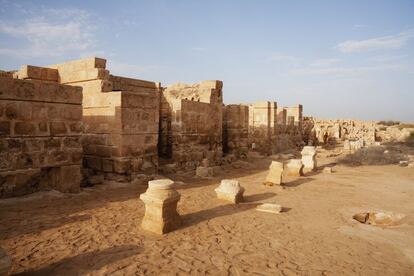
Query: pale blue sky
1 0 413 121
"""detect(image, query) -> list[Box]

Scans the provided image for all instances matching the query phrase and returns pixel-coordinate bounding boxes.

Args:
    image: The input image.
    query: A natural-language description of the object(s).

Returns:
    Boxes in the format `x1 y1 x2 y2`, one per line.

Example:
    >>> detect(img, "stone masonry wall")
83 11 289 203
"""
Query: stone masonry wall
0 73 82 198
248 101 274 155
46 57 160 180
223 104 249 158
160 81 223 170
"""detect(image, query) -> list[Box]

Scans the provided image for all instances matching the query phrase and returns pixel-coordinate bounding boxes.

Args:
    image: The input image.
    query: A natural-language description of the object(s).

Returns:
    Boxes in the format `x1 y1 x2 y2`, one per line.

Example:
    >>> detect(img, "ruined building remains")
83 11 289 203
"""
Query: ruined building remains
46 58 161 181
0 68 83 197
222 104 249 158
159 81 223 170
0 57 306 198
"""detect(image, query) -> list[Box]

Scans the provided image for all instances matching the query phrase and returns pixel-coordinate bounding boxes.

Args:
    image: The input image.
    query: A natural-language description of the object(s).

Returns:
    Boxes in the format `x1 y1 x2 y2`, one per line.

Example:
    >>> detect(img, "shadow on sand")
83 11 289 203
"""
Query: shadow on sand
283 177 314 188
16 245 142 276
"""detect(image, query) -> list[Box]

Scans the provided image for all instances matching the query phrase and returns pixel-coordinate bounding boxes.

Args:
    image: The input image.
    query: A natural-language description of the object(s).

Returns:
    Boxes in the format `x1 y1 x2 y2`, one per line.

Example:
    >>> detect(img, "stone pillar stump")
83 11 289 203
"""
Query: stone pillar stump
140 179 181 234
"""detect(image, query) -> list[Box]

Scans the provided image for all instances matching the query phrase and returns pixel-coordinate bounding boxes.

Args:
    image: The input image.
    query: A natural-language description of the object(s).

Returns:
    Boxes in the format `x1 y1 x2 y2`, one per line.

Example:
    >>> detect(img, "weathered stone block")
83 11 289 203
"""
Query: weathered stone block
265 161 283 185
50 122 67 135
256 203 282 214
0 122 10 136
14 122 36 135
285 159 303 177
301 146 316 173
85 156 102 171
113 158 131 174
17 65 59 81
140 179 181 234
215 179 244 203
195 166 213 178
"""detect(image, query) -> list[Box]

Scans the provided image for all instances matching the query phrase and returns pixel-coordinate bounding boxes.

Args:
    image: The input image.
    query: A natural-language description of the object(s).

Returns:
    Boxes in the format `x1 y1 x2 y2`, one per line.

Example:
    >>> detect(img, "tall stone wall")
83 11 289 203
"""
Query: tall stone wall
248 101 275 155
0 74 82 198
272 105 303 152
285 104 303 127
46 57 161 180
276 107 287 133
245 102 303 154
160 81 223 170
223 104 249 158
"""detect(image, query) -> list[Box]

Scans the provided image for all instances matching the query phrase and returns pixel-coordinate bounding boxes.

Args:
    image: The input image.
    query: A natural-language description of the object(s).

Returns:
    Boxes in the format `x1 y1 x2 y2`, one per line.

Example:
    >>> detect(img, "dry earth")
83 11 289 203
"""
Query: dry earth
1 150 414 275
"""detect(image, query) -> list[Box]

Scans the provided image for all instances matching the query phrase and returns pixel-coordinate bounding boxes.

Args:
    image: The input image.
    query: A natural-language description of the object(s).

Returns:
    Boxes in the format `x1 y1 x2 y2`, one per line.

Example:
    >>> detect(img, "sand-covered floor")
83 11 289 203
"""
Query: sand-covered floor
1 153 414 275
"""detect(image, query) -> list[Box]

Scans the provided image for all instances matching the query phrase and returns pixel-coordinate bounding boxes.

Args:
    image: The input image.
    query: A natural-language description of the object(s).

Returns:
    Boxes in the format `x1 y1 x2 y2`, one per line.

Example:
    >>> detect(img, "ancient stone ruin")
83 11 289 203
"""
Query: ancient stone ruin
0 68 83 197
1 56 308 198
160 81 223 171
47 58 161 182
306 118 413 149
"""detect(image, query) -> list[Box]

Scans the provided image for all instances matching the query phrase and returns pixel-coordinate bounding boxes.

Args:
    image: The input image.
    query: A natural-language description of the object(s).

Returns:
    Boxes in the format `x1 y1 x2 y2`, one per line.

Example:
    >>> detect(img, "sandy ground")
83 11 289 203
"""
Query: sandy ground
1 151 414 275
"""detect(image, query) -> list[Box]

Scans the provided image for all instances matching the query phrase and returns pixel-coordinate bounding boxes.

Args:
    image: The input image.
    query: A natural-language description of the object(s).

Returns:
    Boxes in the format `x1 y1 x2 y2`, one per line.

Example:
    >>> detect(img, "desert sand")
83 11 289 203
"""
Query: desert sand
1 150 413 275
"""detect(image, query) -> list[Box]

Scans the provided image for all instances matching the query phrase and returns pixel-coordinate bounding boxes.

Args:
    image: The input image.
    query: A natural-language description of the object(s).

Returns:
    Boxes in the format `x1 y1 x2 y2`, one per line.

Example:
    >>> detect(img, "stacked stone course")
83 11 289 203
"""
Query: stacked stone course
159 81 223 170
46 57 161 180
0 73 82 198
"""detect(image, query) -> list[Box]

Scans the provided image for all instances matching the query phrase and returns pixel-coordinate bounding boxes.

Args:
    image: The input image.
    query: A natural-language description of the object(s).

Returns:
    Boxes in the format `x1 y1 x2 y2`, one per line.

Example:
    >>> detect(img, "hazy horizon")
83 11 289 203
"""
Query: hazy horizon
0 0 413 121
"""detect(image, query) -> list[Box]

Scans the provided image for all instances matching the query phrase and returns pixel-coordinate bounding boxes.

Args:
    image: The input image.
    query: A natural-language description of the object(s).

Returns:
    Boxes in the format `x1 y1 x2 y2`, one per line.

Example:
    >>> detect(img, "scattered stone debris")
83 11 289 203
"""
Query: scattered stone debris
140 179 181 234
215 179 244 203
256 203 283 214
353 211 405 226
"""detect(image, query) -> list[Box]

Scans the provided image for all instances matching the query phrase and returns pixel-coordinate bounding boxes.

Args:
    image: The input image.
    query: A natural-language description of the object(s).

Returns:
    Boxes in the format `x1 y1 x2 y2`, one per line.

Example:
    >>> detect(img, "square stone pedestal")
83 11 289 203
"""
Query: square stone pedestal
140 179 181 234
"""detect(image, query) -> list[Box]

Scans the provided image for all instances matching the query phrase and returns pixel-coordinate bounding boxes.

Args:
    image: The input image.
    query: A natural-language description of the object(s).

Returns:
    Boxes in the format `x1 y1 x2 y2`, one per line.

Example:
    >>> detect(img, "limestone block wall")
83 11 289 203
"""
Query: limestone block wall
276 107 287 134
312 119 377 145
223 104 249 158
245 102 304 154
160 81 223 169
46 57 161 178
285 104 303 127
248 101 275 154
0 76 82 198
